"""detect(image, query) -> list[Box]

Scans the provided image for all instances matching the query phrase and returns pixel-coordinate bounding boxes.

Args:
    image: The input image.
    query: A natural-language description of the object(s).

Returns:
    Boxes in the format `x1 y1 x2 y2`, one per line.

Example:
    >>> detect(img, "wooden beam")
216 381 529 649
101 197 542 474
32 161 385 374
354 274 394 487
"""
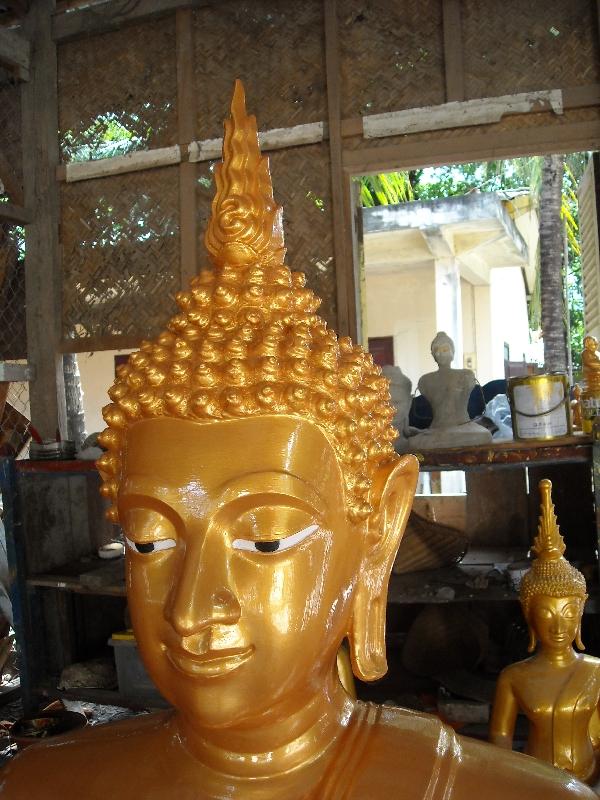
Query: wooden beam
189 121 325 162
0 362 34 381
339 83 600 139
22 0 67 439
59 145 181 183
324 0 352 338
442 0 464 102
342 119 600 174
52 0 197 42
362 89 563 139
0 27 30 81
176 7 197 288
0 202 31 224
60 334 143 354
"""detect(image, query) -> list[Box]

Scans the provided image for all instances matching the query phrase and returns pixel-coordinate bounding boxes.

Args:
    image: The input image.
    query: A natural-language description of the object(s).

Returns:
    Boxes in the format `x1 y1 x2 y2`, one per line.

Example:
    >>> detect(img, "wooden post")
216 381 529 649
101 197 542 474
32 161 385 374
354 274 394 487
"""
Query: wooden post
442 0 465 102
21 0 67 440
324 0 353 338
176 8 198 287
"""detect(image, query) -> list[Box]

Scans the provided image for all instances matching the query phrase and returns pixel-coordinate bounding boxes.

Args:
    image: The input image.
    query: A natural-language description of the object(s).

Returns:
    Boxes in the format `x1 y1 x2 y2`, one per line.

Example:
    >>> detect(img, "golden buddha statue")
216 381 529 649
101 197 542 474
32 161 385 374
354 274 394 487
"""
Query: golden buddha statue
490 479 600 786
582 336 600 390
582 336 600 433
2 83 594 799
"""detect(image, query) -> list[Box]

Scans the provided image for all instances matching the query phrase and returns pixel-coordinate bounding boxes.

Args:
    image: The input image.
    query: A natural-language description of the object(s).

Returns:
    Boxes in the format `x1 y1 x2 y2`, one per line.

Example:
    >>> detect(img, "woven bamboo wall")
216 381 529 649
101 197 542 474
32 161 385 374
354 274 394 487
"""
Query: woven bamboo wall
338 0 445 117
0 76 23 203
54 0 600 350
58 17 178 161
462 0 600 100
193 0 327 139
61 167 180 344
270 143 337 329
0 75 26 360
0 74 31 441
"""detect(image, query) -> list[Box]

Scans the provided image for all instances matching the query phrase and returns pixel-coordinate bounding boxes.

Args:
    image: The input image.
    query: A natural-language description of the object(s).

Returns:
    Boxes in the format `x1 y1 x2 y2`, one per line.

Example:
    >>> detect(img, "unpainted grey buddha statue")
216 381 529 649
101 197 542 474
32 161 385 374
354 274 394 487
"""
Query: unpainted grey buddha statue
410 331 492 450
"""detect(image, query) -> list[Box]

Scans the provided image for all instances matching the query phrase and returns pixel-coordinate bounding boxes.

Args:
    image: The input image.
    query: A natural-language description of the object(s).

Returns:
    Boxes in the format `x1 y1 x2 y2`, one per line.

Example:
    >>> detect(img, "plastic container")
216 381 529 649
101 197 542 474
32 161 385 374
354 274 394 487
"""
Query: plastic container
108 631 168 707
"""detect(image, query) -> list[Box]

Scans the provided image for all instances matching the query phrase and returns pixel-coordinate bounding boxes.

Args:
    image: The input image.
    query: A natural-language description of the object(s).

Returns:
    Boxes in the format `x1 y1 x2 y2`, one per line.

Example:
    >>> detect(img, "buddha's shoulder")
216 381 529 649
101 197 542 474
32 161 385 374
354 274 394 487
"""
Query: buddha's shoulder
347 704 594 798
496 656 536 681
0 711 172 797
579 653 600 669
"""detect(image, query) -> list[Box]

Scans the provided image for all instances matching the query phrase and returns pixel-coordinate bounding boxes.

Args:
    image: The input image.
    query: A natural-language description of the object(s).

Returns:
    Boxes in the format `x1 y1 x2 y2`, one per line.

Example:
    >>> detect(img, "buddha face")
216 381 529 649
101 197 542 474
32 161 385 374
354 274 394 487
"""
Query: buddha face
528 595 584 651
118 415 368 729
431 338 454 368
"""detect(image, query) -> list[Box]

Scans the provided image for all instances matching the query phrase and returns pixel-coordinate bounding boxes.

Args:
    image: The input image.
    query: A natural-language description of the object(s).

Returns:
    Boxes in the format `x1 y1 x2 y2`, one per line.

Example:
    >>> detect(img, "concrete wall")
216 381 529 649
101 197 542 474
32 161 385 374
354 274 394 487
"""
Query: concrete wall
490 266 530 379
365 265 503 388
77 349 134 435
365 265 437 387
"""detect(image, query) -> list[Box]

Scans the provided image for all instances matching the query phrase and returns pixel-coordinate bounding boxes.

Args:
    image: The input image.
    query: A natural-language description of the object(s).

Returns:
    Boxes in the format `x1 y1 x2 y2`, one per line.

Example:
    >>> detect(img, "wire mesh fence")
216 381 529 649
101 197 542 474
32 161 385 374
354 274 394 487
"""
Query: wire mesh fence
3 377 30 459
0 225 30 456
0 71 30 456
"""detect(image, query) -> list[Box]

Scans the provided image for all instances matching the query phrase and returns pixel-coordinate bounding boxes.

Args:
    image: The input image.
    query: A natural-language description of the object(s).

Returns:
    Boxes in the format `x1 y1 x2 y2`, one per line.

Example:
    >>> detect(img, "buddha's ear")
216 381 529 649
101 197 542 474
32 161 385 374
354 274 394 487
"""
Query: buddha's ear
576 595 588 651
526 624 537 653
348 455 418 681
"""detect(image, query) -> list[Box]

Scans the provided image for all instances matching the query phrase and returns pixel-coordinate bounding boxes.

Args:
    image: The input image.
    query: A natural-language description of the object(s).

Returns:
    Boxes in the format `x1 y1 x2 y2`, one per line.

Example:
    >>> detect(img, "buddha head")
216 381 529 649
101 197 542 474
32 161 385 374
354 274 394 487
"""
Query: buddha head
520 479 587 653
431 331 454 368
97 81 418 730
583 335 598 353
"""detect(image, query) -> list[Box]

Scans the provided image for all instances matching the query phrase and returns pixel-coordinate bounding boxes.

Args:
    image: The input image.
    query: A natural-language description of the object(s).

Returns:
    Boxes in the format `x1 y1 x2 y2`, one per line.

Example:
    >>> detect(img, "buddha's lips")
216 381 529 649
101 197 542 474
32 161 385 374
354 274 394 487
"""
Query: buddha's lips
166 645 255 678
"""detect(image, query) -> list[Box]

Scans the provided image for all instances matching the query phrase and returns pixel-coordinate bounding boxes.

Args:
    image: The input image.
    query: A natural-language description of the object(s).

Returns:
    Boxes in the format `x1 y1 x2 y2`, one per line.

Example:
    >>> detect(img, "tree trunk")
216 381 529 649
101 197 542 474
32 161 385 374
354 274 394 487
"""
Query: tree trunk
63 353 86 447
539 154 568 373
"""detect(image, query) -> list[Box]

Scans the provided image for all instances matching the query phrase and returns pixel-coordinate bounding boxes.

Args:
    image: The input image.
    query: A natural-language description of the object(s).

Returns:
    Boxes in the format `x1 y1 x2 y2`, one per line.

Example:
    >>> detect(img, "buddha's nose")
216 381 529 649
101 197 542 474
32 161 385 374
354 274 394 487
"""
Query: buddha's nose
550 615 565 634
165 536 240 637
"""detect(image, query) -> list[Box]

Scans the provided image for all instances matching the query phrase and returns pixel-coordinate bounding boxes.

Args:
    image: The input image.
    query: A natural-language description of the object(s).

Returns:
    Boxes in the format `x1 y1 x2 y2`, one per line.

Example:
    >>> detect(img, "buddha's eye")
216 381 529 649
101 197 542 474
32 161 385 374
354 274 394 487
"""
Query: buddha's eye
125 536 177 554
232 523 318 554
121 506 179 555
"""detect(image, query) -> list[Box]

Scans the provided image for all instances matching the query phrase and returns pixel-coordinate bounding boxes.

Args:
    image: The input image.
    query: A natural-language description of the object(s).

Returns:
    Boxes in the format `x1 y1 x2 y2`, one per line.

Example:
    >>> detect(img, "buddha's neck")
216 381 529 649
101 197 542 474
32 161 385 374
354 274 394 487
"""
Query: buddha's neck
174 669 354 779
538 645 578 668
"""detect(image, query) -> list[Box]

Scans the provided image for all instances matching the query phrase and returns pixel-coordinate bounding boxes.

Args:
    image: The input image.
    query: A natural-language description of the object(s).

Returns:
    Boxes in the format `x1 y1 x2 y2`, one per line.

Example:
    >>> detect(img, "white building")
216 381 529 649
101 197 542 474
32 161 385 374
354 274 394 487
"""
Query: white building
362 192 539 388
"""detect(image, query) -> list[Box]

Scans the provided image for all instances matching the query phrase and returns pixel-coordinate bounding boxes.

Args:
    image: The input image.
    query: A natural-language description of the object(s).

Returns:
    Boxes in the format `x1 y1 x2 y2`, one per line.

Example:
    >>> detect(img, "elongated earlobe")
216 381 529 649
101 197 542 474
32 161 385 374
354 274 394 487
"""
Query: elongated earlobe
527 625 537 653
575 623 585 651
348 455 418 682
348 595 387 681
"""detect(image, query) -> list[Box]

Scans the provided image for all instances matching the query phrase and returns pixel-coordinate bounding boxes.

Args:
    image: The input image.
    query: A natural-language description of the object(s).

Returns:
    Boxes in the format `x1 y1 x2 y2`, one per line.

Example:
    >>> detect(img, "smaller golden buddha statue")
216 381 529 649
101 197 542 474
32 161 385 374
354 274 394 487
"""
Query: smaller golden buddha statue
490 479 600 785
582 336 600 433
582 336 600 390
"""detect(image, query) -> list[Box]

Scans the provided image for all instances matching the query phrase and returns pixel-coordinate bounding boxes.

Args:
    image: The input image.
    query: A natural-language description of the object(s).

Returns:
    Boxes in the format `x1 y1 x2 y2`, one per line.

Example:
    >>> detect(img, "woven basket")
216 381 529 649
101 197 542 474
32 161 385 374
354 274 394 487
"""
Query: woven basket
393 510 468 575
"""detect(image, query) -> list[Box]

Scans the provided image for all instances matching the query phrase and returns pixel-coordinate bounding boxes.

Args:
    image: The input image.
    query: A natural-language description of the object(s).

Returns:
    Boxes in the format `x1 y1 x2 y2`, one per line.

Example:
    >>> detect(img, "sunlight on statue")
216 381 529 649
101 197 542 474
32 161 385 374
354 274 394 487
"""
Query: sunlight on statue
1 82 594 799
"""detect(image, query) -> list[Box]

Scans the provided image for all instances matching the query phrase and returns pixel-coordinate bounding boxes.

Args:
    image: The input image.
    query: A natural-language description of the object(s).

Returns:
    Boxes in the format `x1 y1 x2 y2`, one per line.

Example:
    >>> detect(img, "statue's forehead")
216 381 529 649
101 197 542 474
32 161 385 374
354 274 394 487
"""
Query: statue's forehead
122 415 343 494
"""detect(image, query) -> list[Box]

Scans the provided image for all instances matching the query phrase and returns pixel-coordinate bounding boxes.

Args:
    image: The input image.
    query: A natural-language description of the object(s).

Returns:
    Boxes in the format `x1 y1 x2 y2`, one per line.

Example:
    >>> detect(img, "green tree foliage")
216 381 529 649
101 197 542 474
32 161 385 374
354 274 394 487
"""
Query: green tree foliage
358 172 414 206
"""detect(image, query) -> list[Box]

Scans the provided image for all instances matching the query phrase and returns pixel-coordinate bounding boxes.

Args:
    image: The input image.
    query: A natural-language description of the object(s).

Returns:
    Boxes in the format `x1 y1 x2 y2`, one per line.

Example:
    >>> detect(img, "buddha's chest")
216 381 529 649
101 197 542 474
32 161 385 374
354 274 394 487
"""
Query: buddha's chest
518 675 600 725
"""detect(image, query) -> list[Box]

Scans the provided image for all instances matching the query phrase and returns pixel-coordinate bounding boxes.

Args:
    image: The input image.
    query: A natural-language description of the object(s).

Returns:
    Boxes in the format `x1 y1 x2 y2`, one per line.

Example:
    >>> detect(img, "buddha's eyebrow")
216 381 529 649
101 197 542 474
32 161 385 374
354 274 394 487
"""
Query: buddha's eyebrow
119 475 180 501
217 491 321 518
215 472 325 511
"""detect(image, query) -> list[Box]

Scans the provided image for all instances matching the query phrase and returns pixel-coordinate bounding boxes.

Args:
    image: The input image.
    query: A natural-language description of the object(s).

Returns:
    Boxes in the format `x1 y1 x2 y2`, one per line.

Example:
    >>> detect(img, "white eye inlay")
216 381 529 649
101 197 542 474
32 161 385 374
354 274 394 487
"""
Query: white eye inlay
233 523 319 554
125 536 177 554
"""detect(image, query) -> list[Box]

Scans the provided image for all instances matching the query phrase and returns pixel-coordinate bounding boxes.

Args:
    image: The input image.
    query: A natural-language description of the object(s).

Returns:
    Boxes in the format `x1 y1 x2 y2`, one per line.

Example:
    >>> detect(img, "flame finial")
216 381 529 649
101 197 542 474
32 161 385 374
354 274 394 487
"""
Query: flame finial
519 479 586 613
531 479 566 561
205 79 285 268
